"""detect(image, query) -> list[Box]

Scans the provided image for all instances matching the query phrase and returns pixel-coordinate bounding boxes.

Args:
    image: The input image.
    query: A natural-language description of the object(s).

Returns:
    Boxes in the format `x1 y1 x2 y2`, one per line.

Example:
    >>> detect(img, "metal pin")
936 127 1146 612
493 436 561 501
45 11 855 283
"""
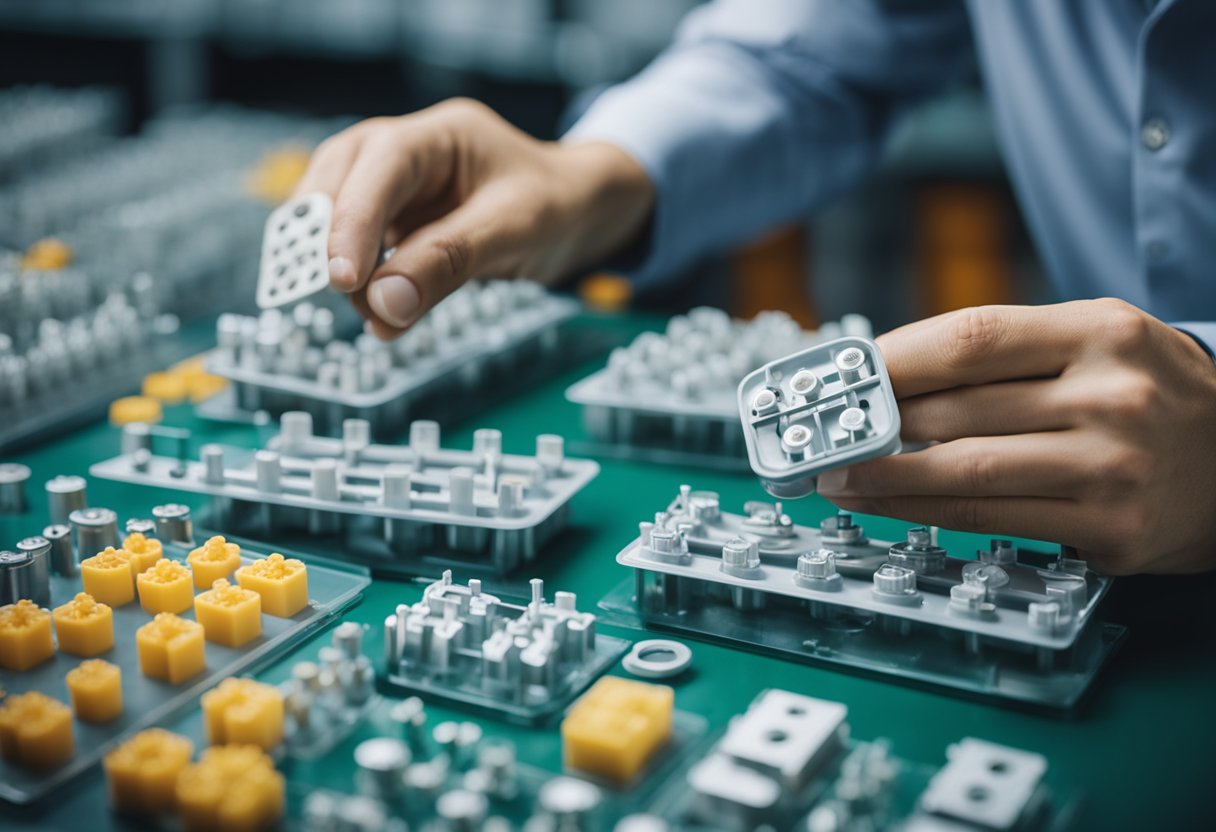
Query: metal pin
14 536 51 606
0 462 31 514
70 506 119 559
43 523 76 577
152 503 193 545
45 474 87 526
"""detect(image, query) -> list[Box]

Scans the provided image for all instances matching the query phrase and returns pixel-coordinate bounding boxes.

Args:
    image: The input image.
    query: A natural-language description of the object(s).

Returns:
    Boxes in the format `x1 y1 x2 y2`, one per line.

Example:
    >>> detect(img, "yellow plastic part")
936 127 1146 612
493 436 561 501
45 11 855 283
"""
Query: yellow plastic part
21 237 73 270
235 553 308 618
246 145 311 203
121 532 164 574
200 678 283 750
172 355 229 403
104 728 194 815
108 395 164 427
52 592 115 657
141 370 189 404
0 691 74 769
176 745 285 832
187 536 242 589
0 599 55 671
561 676 674 783
65 658 124 723
194 579 262 648
136 613 206 684
578 274 633 313
81 547 137 607
137 558 195 615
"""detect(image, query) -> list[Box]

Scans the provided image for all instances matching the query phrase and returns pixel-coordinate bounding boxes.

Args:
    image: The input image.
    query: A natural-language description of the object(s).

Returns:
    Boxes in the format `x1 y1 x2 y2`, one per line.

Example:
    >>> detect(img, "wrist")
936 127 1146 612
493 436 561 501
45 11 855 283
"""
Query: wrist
555 140 655 273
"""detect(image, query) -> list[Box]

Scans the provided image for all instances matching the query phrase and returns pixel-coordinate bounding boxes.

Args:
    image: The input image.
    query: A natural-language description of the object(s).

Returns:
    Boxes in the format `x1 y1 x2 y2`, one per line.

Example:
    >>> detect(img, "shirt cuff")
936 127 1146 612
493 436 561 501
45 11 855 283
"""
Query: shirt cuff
1172 323 1216 361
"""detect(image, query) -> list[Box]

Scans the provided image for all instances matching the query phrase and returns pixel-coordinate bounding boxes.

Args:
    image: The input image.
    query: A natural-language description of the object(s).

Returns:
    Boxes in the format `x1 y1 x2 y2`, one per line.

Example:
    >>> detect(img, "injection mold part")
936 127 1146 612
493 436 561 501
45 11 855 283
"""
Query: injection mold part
136 612 207 684
204 280 579 437
104 728 195 815
187 534 242 588
51 591 115 657
64 658 124 723
194 578 264 647
121 530 164 574
737 337 901 498
201 677 285 750
255 192 333 308
0 461 31 513
176 744 285 832
136 557 196 615
0 507 369 807
620 639 693 680
0 690 74 769
91 416 600 578
382 571 630 723
0 598 55 670
603 485 1123 710
235 553 309 618
566 308 874 464
79 546 137 607
562 676 674 784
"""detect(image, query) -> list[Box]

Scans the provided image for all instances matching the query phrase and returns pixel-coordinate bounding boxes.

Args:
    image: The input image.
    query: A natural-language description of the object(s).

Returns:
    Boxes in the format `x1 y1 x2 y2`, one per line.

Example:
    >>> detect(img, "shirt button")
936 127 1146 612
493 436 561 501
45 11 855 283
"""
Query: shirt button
1141 118 1170 150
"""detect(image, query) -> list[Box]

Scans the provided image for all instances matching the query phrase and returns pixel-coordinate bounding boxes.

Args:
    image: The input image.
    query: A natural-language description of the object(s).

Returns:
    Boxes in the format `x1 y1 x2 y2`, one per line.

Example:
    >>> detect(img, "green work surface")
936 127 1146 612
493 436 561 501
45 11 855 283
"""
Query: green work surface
2 312 1214 830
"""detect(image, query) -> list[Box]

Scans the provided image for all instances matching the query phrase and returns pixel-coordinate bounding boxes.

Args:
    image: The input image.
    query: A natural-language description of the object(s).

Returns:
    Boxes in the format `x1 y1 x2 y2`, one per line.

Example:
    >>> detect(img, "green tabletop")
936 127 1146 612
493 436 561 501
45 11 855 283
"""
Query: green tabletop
2 312 1213 830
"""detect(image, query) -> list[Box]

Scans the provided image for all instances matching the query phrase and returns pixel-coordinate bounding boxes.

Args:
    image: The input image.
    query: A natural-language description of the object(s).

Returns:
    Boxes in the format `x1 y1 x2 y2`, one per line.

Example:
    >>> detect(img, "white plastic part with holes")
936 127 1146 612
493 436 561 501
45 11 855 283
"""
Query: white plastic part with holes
737 336 901 498
917 738 1047 830
621 639 693 679
256 192 333 308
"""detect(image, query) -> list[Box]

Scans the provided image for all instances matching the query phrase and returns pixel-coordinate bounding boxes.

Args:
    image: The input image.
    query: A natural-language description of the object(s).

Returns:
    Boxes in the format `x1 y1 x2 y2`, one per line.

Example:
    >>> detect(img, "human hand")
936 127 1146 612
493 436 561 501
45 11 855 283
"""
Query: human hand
817 299 1216 575
293 99 653 339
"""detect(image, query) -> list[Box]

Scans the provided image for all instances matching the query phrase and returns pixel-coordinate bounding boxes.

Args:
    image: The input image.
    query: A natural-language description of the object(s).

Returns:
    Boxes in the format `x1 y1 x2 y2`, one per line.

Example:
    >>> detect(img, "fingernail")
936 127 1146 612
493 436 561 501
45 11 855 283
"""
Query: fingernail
329 256 357 291
369 275 421 328
817 468 849 495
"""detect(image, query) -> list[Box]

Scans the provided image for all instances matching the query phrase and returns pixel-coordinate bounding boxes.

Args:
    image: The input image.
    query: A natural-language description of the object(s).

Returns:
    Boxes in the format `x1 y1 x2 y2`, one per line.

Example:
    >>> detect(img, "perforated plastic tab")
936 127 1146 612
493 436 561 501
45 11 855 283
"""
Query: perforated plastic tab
256 192 333 308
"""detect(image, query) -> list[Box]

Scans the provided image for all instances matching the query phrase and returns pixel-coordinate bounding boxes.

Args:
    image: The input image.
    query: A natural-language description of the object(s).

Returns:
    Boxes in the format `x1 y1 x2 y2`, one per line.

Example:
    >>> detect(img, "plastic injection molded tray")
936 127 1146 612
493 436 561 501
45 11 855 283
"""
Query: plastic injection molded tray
737 336 901 498
599 486 1125 712
566 308 873 467
203 280 579 437
0 540 369 806
89 416 599 578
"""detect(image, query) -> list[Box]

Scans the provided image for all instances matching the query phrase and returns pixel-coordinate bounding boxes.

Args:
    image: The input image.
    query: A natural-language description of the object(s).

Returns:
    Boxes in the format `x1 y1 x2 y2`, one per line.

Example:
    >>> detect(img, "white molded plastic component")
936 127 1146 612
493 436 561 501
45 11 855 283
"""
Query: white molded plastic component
257 192 333 309
738 337 901 498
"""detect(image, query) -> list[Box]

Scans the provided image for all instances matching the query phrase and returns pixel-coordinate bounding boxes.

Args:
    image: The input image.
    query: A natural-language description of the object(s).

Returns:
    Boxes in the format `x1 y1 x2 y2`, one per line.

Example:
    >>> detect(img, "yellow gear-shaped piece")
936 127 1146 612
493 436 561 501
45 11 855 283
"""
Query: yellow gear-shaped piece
246 145 312 203
21 237 73 270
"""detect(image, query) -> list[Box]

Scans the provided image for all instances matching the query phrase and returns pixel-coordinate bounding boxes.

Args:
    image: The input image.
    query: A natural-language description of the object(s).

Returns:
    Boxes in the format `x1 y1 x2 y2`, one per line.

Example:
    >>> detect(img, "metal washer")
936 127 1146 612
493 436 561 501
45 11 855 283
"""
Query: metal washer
621 639 692 679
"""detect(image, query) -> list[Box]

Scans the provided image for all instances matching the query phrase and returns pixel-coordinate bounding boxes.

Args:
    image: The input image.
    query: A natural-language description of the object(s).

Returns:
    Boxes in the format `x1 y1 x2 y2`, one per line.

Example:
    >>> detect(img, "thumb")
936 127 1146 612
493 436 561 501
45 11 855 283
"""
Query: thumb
365 188 526 330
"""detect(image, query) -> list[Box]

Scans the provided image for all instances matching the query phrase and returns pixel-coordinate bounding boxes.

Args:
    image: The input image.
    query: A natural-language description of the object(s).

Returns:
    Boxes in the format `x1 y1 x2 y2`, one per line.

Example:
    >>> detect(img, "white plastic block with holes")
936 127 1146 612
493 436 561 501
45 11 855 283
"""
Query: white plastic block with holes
257 192 333 308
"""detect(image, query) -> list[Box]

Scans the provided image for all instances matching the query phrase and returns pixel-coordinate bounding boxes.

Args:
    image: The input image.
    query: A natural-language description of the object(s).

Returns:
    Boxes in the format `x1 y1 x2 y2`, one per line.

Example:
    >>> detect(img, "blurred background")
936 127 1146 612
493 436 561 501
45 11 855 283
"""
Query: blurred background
0 0 1054 334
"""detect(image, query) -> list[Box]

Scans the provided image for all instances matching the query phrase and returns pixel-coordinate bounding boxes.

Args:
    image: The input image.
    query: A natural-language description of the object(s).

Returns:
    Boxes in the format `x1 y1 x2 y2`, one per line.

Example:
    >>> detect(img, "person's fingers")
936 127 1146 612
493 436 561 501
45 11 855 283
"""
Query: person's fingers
817 432 1094 499
364 184 528 330
876 302 1092 398
326 126 449 295
828 493 1090 550
291 130 363 202
898 379 1073 443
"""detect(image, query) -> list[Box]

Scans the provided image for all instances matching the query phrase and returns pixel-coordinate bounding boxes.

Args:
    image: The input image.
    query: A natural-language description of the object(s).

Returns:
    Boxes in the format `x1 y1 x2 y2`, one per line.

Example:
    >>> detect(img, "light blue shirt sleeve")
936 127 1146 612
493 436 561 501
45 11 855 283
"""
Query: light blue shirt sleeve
1173 324 1216 361
563 0 972 287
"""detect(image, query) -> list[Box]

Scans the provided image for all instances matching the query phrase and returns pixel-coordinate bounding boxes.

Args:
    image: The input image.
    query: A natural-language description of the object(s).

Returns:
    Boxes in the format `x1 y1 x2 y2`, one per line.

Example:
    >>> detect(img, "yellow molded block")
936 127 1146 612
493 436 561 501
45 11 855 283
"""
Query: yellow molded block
137 559 195 615
176 745 284 832
65 659 123 723
52 592 115 657
187 536 242 590
22 237 72 270
136 613 206 684
81 547 137 607
108 395 163 427
0 691 74 769
104 728 194 815
200 678 283 750
0 599 55 671
122 532 164 574
562 676 674 783
142 371 189 404
194 579 262 648
235 553 308 618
